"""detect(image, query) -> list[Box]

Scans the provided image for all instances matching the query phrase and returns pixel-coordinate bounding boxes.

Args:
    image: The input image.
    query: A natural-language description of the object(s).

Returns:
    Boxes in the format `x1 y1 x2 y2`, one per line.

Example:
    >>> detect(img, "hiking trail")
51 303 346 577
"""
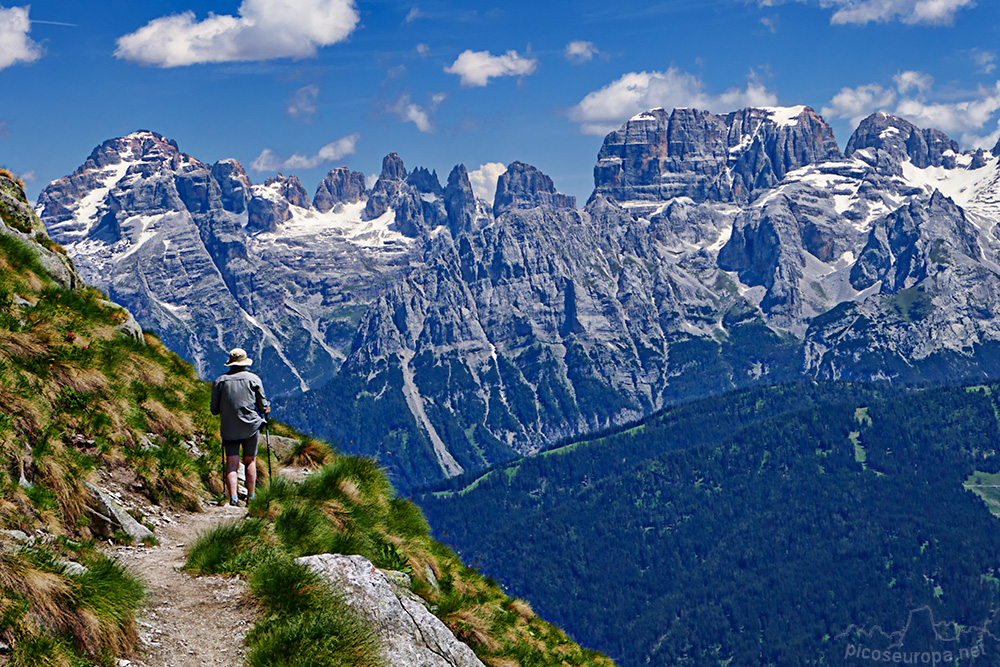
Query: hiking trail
110 503 255 667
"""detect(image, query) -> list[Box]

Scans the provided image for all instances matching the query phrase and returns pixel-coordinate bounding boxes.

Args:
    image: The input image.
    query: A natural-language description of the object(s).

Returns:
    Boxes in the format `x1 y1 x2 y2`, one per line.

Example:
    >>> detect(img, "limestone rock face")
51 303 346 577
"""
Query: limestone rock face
493 161 576 215
296 554 486 667
211 159 251 214
313 167 366 212
593 106 841 205
37 107 1000 490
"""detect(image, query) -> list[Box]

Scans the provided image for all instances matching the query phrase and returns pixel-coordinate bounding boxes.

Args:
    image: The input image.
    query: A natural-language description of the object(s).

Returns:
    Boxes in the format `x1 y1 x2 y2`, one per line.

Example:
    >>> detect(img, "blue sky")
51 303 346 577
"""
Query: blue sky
1 0 999 204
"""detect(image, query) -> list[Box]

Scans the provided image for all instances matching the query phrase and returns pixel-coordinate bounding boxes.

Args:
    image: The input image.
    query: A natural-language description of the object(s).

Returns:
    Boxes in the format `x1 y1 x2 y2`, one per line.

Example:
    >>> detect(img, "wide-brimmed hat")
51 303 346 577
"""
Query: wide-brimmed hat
224 348 253 367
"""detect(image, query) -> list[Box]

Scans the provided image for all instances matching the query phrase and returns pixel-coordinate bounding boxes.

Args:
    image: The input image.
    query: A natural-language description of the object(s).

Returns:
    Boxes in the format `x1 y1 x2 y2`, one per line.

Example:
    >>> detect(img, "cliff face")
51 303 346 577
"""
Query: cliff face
37 107 1000 489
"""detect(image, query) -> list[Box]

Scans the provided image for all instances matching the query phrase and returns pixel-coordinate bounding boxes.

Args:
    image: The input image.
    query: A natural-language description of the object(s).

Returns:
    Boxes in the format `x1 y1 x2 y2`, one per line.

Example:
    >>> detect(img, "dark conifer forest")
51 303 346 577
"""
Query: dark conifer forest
417 382 1000 666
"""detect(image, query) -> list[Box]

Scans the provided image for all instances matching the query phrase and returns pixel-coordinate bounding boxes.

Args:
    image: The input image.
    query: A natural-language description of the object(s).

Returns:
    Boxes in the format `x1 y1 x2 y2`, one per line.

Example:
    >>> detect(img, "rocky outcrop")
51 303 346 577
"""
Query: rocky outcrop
297 554 486 667
851 191 981 292
313 167 366 212
1 172 79 289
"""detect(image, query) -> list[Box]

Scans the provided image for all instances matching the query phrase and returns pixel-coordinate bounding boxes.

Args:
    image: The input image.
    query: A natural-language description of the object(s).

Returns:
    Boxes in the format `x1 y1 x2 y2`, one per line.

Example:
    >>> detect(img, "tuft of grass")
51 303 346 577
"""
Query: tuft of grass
186 518 274 574
283 437 332 469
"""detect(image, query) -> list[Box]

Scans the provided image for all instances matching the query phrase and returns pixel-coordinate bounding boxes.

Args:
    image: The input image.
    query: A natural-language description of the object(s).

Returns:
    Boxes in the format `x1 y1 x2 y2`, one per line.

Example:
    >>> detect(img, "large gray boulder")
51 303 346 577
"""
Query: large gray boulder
296 554 486 667
84 482 155 544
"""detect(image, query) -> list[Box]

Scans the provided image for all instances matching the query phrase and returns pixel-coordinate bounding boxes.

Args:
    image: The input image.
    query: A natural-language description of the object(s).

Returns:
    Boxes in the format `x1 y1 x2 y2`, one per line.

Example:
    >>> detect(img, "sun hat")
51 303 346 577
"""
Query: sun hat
224 348 253 367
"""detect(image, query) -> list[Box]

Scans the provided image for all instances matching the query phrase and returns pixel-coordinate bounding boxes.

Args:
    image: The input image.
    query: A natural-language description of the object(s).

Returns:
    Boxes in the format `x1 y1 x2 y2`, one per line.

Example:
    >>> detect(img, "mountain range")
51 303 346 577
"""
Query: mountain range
37 106 1000 489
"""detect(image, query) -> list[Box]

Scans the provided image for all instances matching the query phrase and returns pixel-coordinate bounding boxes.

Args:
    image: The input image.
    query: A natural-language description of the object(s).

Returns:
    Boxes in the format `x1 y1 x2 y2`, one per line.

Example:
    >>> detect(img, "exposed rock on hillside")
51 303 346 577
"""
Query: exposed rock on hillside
298 554 486 667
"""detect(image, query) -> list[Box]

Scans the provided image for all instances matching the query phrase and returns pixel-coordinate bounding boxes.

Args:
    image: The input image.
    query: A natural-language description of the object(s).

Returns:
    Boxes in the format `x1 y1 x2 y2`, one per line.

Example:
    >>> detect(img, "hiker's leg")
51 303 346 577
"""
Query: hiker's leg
225 454 240 499
243 455 257 496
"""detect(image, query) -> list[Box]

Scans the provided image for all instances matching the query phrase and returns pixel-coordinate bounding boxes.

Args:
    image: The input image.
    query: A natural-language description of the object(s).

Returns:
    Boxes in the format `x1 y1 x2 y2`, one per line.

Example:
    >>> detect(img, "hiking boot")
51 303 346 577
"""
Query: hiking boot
229 497 239 506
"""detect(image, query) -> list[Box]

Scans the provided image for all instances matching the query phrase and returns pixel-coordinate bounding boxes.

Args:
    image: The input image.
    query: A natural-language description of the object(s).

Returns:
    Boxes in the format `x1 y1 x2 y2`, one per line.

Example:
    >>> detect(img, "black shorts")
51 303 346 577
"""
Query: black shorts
223 432 259 458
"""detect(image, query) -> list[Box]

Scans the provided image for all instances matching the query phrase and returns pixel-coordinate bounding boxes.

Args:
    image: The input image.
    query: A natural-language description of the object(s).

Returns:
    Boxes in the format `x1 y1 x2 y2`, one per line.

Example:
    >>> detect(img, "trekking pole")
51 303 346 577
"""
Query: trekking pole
265 421 273 485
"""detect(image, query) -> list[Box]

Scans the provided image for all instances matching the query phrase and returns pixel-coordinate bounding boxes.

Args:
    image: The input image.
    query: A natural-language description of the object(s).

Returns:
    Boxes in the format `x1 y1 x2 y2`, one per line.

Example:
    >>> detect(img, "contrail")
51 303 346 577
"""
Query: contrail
30 19 78 27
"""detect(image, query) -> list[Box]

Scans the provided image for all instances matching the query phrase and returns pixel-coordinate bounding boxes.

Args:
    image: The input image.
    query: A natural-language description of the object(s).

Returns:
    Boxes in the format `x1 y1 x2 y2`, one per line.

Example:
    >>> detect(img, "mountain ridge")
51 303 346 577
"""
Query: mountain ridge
36 106 1000 488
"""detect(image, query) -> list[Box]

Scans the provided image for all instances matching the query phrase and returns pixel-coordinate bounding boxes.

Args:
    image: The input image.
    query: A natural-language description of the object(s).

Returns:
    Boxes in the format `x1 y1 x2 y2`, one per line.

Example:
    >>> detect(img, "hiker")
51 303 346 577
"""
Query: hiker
210 348 270 506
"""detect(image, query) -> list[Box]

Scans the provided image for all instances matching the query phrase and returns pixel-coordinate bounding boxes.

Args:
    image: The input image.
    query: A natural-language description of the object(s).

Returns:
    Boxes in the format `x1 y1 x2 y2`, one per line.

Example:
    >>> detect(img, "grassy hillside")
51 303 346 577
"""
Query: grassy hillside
0 170 613 667
418 381 1000 666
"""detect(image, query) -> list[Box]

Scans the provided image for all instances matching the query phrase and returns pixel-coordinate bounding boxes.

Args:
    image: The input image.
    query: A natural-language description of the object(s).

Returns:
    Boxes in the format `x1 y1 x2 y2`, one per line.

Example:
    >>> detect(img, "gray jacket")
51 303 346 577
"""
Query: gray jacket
210 368 270 441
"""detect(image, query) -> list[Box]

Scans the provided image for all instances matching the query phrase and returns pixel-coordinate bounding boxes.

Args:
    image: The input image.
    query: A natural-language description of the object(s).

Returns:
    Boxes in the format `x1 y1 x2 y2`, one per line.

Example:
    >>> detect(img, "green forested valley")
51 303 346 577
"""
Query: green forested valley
417 382 1000 666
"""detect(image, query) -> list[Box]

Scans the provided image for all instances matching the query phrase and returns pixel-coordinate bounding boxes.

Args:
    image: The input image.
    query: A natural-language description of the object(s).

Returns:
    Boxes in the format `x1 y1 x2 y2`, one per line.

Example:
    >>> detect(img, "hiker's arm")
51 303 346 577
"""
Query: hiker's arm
210 381 221 416
255 380 270 416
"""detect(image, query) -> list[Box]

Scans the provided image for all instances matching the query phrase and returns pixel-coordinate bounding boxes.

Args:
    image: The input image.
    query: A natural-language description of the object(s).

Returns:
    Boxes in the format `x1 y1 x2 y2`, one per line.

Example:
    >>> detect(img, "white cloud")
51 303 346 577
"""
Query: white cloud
893 70 933 96
444 49 537 87
760 15 780 32
115 0 359 67
568 68 778 136
415 43 430 57
972 49 997 74
822 74 1000 149
821 83 897 127
0 6 42 70
251 133 360 172
468 162 506 203
405 7 422 23
564 40 599 64
388 92 446 133
756 0 975 25
287 84 320 120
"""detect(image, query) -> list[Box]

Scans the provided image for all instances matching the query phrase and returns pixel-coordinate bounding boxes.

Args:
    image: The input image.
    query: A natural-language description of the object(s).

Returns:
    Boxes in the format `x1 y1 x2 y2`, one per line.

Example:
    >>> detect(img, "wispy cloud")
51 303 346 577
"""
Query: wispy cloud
568 68 777 136
756 0 975 26
821 72 1000 149
0 6 43 70
115 0 359 67
405 7 422 23
468 162 507 203
288 84 320 120
388 92 446 133
444 49 537 87
251 133 360 172
564 40 600 64
0 121 9 140
972 48 997 74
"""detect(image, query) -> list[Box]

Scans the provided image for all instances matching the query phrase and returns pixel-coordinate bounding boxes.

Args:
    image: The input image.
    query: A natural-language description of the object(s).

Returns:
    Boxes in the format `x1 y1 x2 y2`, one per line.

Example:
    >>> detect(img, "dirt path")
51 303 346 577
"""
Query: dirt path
110 502 256 667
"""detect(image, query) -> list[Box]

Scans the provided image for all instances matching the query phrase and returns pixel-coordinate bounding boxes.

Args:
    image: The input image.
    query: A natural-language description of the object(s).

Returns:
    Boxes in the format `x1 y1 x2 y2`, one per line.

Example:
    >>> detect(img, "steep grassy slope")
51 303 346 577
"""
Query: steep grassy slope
0 169 232 665
1 170 613 667
418 381 1000 666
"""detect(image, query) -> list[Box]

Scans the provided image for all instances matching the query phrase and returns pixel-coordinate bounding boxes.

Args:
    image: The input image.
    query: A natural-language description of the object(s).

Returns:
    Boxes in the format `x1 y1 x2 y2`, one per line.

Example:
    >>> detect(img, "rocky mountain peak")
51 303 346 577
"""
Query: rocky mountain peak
380 152 407 182
593 105 841 207
406 167 444 196
313 167 366 213
846 112 961 175
443 164 477 236
80 130 181 172
262 174 310 209
492 161 576 216
364 153 409 221
994 135 1000 156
